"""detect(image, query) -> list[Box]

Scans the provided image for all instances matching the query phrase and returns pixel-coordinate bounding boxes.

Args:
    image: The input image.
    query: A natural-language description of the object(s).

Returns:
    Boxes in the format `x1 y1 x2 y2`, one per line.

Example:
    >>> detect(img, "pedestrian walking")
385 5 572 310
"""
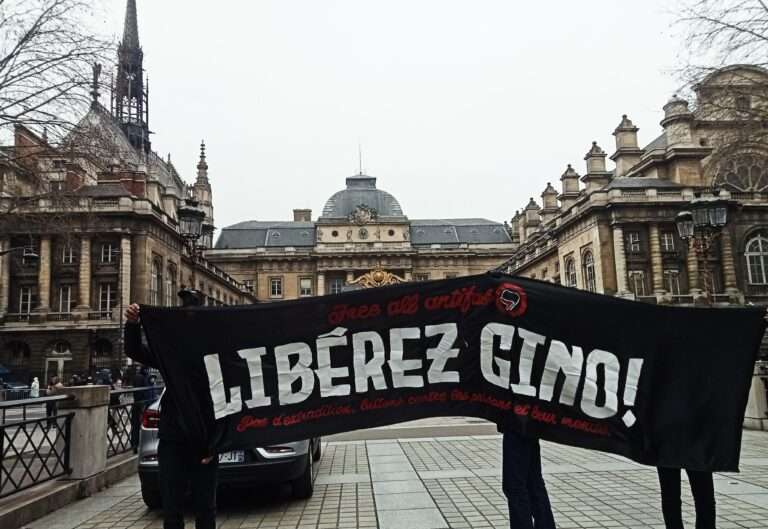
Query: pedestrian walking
501 428 556 529
45 376 63 429
108 379 124 438
124 289 218 529
30 377 40 398
656 467 715 529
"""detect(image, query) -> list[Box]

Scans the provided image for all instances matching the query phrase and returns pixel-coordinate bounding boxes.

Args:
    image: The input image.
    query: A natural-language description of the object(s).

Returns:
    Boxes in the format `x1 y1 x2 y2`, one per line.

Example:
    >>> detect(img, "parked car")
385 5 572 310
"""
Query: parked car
137 393 321 508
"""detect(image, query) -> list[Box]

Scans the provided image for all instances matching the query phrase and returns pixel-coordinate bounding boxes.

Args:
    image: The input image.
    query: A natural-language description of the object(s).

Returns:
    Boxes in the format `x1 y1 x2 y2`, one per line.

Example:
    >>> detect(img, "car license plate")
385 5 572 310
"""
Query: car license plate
218 451 244 464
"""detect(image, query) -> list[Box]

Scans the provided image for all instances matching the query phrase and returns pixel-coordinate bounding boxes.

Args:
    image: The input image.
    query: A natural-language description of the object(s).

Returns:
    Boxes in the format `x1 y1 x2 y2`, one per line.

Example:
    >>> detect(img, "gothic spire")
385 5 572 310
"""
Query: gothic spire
122 0 140 49
114 0 149 153
196 141 209 184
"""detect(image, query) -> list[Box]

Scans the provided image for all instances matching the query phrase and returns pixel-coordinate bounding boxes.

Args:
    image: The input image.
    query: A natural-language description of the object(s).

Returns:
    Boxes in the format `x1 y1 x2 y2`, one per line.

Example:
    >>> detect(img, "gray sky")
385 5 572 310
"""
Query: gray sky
101 0 682 232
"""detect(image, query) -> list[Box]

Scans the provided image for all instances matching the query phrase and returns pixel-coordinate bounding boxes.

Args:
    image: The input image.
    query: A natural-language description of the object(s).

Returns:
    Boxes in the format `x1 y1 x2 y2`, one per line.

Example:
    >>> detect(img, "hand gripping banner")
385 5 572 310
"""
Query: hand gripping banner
139 273 766 471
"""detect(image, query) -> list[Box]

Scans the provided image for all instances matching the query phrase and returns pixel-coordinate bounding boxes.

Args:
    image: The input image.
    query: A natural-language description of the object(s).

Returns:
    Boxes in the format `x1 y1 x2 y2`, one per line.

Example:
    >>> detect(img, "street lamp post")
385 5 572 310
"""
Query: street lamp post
675 190 729 304
177 197 206 304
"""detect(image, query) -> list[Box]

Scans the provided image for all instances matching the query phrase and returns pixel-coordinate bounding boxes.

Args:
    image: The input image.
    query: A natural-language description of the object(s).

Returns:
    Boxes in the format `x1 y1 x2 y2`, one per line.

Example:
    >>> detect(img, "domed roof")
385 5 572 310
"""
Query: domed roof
320 174 405 220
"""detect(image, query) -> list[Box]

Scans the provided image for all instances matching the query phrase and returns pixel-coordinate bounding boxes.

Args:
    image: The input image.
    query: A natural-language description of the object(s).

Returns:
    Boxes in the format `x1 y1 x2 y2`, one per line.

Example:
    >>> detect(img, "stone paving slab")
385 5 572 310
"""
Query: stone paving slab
19 430 768 529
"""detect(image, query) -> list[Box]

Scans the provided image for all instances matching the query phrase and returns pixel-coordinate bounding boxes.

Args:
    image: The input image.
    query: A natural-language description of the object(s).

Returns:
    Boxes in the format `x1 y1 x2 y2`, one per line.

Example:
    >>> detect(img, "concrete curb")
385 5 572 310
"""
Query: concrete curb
0 454 137 529
327 422 499 441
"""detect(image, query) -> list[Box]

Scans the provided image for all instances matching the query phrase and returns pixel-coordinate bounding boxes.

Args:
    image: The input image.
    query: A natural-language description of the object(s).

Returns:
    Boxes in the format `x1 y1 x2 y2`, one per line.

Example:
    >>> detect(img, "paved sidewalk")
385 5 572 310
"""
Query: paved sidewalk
23 430 768 529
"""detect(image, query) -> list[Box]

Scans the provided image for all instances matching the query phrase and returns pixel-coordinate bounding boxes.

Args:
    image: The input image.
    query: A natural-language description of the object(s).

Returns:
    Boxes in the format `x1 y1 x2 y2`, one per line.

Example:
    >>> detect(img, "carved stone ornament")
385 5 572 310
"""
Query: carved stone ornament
349 269 406 288
348 204 378 225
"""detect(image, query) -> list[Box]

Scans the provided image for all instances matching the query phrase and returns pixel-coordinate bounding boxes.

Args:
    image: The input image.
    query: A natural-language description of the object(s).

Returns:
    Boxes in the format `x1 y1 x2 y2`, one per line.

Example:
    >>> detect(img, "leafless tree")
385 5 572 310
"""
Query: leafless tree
675 0 768 177
0 0 112 144
677 0 768 70
0 0 121 239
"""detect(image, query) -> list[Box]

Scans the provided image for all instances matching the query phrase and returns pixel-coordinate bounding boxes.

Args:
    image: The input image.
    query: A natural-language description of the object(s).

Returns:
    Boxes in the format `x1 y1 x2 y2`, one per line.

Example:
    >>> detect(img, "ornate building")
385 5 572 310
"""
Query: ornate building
206 173 516 299
504 65 768 321
0 0 251 384
504 65 768 429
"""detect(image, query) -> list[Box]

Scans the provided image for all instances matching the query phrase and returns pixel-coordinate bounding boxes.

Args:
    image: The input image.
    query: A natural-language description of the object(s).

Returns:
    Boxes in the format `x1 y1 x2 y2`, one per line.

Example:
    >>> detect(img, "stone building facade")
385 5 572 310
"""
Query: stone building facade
206 173 516 300
505 65 768 332
0 0 251 384
505 64 768 428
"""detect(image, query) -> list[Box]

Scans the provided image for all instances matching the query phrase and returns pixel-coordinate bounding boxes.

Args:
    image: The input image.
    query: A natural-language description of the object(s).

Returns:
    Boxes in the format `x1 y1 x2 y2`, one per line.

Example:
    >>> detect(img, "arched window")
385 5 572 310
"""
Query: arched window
582 251 597 293
746 234 768 284
165 264 177 306
92 339 113 358
150 258 163 305
714 155 768 192
3 341 31 368
51 341 71 356
91 339 114 372
564 257 577 288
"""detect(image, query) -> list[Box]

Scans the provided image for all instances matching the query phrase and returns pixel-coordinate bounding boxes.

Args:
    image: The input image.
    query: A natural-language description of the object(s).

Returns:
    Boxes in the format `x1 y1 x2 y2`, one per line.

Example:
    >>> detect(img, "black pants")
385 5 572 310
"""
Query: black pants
45 401 57 429
657 467 715 529
130 402 145 450
502 431 556 529
158 440 218 529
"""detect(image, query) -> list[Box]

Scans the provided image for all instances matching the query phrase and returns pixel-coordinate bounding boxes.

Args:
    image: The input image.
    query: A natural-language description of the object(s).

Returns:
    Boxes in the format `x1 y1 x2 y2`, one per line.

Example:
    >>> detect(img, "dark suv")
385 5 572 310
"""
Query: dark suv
137 394 321 508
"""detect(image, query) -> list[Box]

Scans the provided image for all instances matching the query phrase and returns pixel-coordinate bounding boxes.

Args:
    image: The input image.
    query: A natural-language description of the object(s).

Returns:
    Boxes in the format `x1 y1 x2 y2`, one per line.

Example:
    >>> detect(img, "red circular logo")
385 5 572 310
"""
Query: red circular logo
495 283 527 317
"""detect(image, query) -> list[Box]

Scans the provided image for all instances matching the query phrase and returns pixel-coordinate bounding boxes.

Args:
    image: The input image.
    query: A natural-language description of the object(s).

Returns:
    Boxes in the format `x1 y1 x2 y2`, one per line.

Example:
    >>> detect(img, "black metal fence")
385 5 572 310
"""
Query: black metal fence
107 386 160 458
0 395 74 498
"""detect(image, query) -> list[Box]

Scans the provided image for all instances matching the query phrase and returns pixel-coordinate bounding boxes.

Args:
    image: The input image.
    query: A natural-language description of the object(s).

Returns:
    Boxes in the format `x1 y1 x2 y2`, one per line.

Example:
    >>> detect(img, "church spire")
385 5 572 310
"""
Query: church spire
113 0 150 154
122 0 140 49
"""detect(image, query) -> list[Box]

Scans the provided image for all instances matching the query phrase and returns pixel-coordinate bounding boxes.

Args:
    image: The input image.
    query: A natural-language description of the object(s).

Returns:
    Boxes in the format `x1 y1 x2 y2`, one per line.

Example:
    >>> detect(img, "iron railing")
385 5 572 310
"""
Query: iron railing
4 313 31 322
88 311 115 321
0 387 31 402
0 392 64 423
107 386 161 458
0 395 74 498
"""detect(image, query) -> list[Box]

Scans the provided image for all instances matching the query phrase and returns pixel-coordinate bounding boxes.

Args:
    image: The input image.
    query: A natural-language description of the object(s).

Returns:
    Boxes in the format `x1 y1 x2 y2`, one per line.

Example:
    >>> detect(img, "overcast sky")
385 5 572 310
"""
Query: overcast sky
99 0 683 232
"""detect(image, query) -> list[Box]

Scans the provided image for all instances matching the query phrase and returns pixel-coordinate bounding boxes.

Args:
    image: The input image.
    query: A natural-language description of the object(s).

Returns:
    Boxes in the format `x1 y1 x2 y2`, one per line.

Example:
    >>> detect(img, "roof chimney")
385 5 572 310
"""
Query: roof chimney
293 209 312 222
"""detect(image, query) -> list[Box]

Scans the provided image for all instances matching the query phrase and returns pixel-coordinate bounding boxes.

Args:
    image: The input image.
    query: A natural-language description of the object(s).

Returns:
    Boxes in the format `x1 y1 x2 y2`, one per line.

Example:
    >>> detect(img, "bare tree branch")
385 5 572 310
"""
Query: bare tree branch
674 0 768 189
0 0 112 144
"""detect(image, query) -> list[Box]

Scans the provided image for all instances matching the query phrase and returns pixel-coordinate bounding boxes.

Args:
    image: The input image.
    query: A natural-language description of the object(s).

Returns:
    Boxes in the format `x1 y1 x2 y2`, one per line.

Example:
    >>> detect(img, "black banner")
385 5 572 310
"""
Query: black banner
139 273 766 471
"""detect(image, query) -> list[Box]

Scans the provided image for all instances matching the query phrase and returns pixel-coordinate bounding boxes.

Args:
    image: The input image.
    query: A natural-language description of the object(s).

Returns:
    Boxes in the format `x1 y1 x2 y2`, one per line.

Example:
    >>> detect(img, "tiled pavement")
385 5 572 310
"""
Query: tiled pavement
24 430 768 529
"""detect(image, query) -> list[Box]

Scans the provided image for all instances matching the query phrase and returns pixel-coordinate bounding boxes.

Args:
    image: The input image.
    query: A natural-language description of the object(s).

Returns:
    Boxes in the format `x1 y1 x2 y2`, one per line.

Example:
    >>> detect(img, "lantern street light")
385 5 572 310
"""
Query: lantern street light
178 198 206 243
675 190 730 302
177 198 207 305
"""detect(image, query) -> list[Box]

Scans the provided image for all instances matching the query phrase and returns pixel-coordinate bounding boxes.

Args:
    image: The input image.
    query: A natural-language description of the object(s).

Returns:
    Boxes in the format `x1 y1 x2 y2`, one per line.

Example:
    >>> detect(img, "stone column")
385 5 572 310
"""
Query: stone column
37 236 51 312
76 237 91 310
120 236 132 319
744 364 767 431
58 385 109 480
612 226 630 296
346 271 355 284
404 270 413 281
720 229 742 302
649 224 667 302
686 239 703 298
0 237 10 317
317 272 325 296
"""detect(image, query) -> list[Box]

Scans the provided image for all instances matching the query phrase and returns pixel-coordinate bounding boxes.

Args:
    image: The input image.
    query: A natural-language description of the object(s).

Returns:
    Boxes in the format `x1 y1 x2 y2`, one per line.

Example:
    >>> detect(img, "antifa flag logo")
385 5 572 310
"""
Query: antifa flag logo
495 282 527 317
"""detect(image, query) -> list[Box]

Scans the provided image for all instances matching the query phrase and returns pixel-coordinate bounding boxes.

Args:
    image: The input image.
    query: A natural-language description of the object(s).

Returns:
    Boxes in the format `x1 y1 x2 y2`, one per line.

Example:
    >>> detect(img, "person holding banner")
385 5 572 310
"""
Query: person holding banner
656 467 715 529
125 290 218 529
501 428 556 529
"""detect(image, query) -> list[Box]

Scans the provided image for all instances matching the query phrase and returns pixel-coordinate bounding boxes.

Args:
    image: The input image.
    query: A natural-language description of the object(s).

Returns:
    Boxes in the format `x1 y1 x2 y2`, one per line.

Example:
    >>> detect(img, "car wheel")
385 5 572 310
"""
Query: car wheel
313 439 322 462
291 450 314 499
141 485 162 509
